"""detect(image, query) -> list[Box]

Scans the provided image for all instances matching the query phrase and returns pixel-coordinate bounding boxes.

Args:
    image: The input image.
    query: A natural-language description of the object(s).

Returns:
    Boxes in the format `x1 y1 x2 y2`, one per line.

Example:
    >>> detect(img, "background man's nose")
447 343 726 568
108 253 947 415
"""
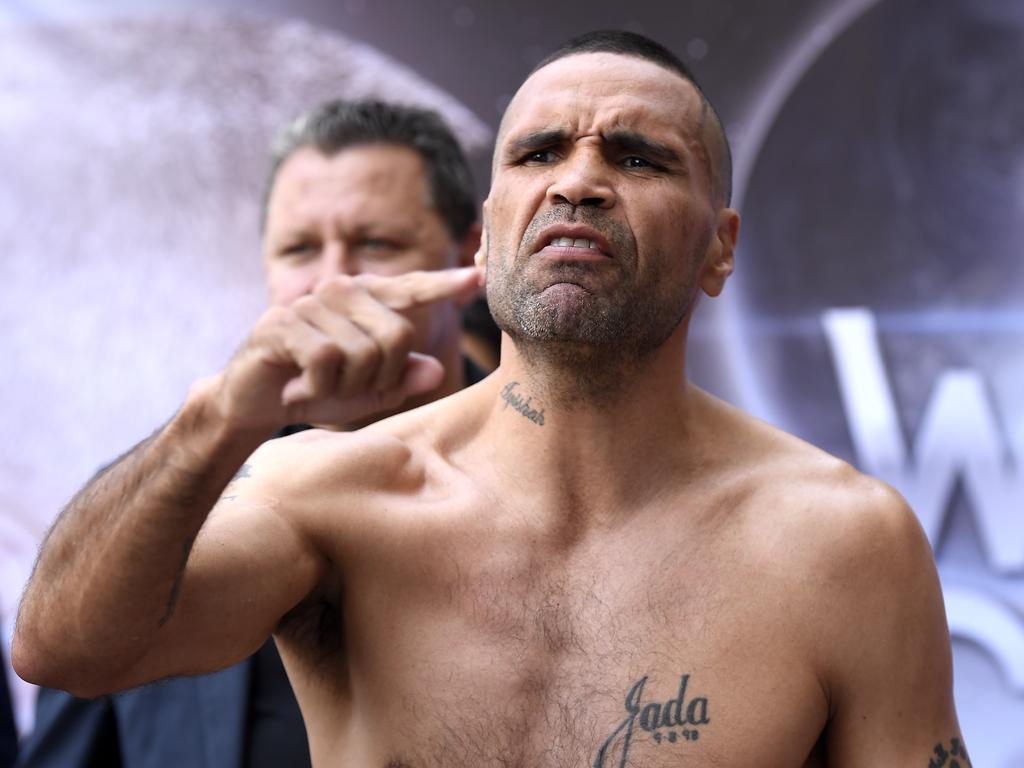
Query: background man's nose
316 242 359 285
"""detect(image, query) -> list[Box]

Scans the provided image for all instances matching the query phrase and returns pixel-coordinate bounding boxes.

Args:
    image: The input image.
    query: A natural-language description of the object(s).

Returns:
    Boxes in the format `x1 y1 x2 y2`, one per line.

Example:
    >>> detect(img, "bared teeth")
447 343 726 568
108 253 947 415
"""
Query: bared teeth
550 236 597 249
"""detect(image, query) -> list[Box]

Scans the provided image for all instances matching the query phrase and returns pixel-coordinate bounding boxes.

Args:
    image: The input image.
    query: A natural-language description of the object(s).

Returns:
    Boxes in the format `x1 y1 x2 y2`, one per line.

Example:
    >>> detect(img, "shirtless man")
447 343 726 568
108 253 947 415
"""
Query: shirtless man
15 98 483 768
13 31 966 768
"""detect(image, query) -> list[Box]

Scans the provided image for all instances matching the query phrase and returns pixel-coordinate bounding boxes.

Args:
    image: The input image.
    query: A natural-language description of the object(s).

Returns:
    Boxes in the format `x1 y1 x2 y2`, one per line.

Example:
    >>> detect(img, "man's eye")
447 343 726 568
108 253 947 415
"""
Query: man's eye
622 156 655 169
280 242 316 257
360 238 399 251
522 150 557 165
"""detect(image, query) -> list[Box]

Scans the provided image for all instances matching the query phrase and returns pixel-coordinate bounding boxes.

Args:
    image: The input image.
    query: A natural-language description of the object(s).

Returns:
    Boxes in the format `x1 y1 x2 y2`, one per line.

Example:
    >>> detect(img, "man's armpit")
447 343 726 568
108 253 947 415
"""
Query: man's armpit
276 578 345 669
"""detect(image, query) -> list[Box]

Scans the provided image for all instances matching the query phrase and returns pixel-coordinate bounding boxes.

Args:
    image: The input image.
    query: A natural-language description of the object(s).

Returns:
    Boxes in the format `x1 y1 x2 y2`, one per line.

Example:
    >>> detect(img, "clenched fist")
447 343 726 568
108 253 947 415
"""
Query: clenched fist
209 265 482 432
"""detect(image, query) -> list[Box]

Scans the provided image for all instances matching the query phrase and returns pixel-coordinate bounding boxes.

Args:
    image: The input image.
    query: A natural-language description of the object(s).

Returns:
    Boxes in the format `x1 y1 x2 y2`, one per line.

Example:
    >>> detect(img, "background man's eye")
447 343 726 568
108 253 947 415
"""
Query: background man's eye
361 239 398 250
280 242 316 256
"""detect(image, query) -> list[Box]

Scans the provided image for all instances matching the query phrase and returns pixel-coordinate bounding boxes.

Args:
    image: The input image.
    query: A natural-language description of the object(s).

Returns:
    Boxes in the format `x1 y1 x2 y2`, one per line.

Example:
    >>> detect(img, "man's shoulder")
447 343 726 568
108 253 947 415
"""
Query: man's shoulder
709 397 928 581
743 423 951 734
745 427 937 632
710 395 905 517
716 413 942 667
754 431 905 523
250 426 423 496
362 383 490 455
247 386 488 505
770 455 923 575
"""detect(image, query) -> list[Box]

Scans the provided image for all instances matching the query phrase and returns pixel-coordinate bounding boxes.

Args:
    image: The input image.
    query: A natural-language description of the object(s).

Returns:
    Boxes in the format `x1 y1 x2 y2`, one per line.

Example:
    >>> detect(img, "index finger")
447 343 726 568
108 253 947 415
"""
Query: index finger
358 266 483 311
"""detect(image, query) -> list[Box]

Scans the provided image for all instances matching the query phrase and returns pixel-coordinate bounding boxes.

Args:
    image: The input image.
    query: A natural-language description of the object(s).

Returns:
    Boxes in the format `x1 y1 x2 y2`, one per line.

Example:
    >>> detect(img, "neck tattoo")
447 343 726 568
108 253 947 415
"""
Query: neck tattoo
500 381 545 426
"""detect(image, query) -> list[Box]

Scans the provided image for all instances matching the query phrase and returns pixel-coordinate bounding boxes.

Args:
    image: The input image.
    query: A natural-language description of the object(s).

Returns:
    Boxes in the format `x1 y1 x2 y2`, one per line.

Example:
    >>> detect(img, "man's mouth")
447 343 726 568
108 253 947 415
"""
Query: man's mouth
530 222 616 258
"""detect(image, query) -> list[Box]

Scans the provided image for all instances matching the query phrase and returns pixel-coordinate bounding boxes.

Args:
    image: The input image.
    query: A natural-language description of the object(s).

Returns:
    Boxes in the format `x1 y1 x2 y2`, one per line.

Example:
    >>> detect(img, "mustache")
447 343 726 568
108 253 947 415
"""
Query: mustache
520 206 636 260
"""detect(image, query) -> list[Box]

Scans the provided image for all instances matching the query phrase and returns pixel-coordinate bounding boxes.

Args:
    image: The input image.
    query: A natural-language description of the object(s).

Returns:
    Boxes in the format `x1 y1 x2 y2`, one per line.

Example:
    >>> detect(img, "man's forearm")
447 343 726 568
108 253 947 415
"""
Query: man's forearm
12 377 270 695
13 268 480 695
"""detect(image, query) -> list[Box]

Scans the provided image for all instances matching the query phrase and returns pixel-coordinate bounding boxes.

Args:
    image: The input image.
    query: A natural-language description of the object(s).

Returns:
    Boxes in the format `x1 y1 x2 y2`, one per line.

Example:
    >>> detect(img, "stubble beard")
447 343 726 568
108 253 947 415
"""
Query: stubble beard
487 210 705 406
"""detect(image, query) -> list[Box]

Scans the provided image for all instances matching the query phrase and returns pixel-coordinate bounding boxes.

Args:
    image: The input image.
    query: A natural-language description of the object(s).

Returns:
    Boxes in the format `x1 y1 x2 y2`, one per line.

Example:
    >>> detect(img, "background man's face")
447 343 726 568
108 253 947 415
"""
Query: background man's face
263 143 465 356
484 53 720 359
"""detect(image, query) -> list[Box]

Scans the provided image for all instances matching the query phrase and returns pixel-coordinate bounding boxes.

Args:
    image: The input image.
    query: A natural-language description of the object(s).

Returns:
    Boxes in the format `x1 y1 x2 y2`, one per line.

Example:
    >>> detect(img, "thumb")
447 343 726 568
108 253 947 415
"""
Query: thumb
394 352 444 399
338 353 443 420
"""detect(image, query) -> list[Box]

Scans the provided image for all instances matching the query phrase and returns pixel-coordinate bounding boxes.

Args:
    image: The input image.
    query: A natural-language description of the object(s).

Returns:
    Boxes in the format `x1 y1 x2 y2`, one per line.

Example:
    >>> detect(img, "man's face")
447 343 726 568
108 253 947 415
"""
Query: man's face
263 143 466 355
484 52 731 360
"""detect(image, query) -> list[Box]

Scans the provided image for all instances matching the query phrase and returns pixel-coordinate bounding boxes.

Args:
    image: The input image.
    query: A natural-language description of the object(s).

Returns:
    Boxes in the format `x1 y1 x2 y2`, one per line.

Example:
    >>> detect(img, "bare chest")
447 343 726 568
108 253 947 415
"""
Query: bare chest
320 514 829 768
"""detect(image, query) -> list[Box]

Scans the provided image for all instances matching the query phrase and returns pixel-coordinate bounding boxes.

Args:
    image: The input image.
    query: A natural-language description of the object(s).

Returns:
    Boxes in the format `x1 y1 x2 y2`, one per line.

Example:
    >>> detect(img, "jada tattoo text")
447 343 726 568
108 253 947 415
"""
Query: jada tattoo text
594 673 710 768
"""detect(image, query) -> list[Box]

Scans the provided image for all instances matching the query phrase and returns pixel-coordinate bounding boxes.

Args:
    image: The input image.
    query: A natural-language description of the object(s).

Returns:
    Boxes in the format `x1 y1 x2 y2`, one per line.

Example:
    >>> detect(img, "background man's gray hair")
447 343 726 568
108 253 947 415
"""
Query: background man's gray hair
262 99 477 239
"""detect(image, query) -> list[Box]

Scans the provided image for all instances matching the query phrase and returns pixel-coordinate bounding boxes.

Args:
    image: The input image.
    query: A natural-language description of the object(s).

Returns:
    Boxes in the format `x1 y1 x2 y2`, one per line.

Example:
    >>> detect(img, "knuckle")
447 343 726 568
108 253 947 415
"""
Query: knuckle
349 336 381 366
308 341 341 368
381 318 415 350
252 306 294 339
290 294 318 315
262 305 293 327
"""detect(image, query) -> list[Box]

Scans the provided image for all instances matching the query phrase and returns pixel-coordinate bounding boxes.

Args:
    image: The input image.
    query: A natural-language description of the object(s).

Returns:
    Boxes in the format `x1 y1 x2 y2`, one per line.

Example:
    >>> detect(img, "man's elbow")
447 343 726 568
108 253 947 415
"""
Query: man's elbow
11 624 114 699
11 628 56 690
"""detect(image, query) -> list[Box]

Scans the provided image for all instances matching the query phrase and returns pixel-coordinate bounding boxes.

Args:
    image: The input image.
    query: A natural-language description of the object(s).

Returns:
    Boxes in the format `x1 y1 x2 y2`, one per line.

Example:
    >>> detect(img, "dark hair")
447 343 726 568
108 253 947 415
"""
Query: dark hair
533 30 732 206
262 99 477 239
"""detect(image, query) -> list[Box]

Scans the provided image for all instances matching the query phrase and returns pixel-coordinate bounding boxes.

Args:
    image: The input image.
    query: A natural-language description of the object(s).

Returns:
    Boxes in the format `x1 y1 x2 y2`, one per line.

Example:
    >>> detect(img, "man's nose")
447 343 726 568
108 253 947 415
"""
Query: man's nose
317 242 359 283
546 150 615 209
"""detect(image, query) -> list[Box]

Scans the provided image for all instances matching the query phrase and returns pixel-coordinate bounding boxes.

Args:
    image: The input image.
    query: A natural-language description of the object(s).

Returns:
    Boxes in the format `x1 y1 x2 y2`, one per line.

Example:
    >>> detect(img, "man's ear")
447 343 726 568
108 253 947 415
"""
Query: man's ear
457 222 482 268
699 208 740 297
472 200 490 272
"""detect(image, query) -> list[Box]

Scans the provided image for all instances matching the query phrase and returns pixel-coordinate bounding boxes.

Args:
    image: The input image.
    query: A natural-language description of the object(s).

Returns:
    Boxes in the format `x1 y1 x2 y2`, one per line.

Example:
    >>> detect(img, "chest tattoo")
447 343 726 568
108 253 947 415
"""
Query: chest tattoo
594 673 711 767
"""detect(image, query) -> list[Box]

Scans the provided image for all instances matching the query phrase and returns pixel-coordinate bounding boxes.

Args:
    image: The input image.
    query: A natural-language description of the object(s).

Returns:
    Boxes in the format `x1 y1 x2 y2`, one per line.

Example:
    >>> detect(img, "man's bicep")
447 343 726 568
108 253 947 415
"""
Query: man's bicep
825 494 968 766
128 458 326 683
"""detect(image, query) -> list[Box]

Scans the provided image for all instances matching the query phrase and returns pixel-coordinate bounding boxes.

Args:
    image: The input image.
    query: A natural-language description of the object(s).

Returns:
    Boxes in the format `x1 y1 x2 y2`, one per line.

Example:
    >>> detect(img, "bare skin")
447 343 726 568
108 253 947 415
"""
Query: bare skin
14 54 965 768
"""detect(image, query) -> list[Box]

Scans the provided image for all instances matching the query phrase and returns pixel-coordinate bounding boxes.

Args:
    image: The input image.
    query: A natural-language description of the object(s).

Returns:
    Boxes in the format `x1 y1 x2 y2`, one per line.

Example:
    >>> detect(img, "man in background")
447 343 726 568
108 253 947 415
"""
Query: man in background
15 98 482 768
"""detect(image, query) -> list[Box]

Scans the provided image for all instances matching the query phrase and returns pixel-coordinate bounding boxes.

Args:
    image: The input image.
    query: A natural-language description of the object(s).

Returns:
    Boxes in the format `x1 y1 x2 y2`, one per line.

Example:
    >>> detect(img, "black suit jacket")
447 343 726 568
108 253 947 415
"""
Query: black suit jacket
17 661 249 768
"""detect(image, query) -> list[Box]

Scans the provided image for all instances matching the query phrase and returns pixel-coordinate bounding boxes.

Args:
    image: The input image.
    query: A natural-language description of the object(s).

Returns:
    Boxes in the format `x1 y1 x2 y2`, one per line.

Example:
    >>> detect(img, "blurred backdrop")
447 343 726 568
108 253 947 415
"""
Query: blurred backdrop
1 0 1021 763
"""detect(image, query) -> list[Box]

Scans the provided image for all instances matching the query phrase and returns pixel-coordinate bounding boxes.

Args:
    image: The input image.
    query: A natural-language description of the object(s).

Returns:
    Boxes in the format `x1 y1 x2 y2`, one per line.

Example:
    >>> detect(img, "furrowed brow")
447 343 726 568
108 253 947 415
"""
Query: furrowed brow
504 129 568 160
603 130 683 168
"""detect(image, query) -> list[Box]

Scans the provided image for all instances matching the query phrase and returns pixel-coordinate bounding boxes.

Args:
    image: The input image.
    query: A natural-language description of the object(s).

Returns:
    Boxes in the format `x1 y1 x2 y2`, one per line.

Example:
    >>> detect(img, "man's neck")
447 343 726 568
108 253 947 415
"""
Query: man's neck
476 323 710 520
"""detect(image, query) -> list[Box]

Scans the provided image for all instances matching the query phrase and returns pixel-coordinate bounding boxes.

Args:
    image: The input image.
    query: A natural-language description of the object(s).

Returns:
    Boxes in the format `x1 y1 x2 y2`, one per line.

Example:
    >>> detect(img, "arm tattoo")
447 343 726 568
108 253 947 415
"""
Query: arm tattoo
157 532 197 627
594 673 710 767
500 381 545 426
928 737 971 768
219 462 252 503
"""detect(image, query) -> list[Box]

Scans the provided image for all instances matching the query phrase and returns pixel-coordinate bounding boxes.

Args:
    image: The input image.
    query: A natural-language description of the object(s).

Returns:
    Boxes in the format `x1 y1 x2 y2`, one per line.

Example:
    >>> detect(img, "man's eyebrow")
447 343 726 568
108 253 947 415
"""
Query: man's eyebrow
504 129 569 158
270 228 313 244
603 130 683 167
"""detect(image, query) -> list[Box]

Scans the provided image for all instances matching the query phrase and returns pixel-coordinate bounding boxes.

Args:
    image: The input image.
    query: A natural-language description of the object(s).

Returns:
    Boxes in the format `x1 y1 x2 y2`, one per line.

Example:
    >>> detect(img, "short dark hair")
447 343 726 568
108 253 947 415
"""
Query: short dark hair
262 99 477 239
533 30 732 207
